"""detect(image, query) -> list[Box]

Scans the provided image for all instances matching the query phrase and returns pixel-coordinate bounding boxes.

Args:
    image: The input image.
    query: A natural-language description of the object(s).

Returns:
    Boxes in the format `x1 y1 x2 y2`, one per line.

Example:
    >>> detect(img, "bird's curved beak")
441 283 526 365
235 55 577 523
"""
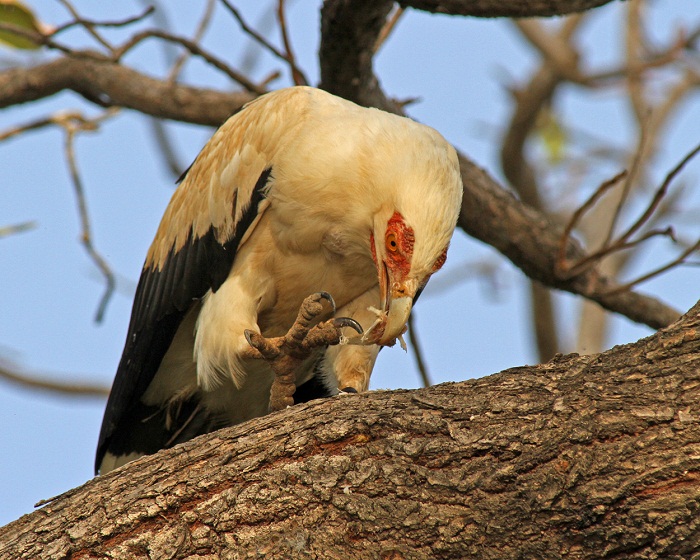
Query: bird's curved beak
380 293 413 345
376 262 418 346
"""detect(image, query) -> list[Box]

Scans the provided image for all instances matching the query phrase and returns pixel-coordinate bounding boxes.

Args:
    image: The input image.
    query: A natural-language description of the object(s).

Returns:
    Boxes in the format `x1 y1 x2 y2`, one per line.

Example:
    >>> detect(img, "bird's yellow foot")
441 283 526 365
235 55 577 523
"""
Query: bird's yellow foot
242 292 362 412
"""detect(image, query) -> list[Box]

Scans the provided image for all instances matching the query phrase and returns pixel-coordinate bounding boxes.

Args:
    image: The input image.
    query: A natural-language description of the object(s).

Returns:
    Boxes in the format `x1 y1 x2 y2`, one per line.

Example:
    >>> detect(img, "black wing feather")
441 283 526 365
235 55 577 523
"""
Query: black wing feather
95 168 271 473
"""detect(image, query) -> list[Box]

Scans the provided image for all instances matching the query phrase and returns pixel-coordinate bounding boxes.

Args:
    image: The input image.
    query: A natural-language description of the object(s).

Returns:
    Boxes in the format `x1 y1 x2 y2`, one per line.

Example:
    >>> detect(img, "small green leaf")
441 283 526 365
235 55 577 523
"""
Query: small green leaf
0 1 45 50
537 108 567 164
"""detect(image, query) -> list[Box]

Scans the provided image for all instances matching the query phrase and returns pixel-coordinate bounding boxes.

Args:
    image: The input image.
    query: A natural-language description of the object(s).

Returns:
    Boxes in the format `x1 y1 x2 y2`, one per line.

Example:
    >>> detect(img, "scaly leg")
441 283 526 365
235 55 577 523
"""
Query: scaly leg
242 292 362 411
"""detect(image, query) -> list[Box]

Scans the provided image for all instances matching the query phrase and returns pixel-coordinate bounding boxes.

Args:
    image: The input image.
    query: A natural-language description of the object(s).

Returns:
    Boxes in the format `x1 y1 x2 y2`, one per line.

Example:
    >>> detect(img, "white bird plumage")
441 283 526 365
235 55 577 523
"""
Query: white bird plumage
96 86 462 474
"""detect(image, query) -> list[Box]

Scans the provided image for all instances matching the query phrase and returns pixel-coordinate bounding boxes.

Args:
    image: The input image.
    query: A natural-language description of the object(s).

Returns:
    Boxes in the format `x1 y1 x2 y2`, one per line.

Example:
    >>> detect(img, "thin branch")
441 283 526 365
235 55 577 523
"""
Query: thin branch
60 111 119 323
49 4 155 39
167 0 216 83
57 0 115 52
374 5 404 53
601 125 648 249
276 0 307 85
556 170 628 278
515 8 692 91
501 18 589 361
219 0 284 57
602 239 700 296
0 220 37 238
147 118 186 179
113 29 267 94
0 22 89 57
557 142 700 281
0 359 108 397
219 0 308 86
615 141 700 247
515 17 583 83
407 313 432 388
0 114 65 141
625 0 648 124
144 0 218 179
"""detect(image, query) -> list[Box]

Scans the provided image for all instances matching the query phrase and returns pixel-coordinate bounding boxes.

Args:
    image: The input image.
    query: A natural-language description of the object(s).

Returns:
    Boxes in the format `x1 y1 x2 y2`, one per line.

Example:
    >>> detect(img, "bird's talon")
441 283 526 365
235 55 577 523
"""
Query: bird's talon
317 291 336 314
339 387 358 394
332 316 363 335
244 329 256 347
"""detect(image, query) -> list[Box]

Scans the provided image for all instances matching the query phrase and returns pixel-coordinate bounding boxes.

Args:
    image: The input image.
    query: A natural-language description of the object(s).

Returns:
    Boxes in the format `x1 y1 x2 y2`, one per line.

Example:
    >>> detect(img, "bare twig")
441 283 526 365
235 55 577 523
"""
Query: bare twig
59 111 119 323
0 221 37 238
0 359 108 397
601 126 649 249
57 0 115 52
615 141 700 247
625 0 648 124
276 0 307 85
515 6 692 91
219 0 308 85
147 118 185 179
144 0 217 179
602 239 700 296
501 17 590 361
557 142 700 282
0 115 65 141
407 313 432 388
0 22 87 57
374 5 404 53
515 17 583 83
259 70 282 88
50 4 155 40
167 0 216 83
556 170 628 278
113 29 267 94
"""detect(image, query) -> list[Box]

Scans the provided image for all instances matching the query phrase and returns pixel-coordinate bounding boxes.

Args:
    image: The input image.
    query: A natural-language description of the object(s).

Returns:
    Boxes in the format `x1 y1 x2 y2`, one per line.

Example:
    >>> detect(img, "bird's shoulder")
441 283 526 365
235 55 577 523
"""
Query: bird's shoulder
142 95 302 271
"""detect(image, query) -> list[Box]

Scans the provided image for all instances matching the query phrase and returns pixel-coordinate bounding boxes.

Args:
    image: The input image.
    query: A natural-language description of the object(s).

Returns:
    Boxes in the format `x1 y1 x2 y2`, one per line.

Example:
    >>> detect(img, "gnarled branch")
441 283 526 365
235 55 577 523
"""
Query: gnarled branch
2 300 699 558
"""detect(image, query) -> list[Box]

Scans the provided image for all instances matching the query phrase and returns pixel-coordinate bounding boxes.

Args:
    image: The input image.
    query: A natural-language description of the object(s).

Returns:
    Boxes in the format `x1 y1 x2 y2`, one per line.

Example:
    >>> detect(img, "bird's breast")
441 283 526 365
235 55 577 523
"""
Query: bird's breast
252 213 377 337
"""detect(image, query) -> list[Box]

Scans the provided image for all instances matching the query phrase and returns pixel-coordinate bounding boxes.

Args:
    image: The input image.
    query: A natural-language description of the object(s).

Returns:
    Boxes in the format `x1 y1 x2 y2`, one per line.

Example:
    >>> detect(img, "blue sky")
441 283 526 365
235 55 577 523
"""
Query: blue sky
1 1 698 525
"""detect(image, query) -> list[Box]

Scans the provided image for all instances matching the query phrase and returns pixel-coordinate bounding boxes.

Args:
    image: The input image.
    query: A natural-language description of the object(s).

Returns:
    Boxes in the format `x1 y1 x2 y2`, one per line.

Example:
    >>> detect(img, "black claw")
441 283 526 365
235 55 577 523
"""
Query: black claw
244 329 256 347
332 317 363 335
340 387 358 394
317 291 336 313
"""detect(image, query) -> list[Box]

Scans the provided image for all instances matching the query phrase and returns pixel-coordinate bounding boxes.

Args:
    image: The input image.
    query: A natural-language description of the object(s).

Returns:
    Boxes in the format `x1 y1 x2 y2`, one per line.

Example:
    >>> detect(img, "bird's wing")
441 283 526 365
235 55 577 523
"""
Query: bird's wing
94 94 295 472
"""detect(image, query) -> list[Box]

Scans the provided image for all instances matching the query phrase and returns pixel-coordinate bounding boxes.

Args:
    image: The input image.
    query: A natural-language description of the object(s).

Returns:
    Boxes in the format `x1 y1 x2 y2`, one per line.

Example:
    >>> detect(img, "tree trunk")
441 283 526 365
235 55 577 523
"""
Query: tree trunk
2 302 700 559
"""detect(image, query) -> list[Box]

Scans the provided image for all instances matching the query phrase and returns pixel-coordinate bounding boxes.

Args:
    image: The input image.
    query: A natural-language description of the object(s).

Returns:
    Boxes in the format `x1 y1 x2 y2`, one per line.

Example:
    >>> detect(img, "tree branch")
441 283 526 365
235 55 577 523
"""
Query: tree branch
0 360 108 398
455 156 680 328
0 34 681 332
0 56 254 126
318 1 680 330
319 0 398 112
399 0 618 18
2 300 699 557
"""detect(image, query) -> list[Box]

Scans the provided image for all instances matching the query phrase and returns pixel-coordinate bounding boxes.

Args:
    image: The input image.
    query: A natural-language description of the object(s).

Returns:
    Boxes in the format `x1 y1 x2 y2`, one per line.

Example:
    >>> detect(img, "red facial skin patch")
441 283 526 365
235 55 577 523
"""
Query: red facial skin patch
384 212 414 281
371 212 447 281
432 246 448 273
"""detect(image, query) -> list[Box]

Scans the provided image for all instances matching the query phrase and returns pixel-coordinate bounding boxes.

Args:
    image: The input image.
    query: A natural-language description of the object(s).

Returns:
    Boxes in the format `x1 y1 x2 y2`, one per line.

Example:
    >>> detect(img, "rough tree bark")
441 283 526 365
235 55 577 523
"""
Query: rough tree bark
2 301 699 559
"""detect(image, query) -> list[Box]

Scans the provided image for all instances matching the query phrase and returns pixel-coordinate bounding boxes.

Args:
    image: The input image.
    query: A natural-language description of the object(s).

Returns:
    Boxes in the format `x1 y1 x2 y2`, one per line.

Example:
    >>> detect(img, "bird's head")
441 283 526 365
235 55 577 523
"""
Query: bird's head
361 210 445 346
360 125 463 348
268 89 463 347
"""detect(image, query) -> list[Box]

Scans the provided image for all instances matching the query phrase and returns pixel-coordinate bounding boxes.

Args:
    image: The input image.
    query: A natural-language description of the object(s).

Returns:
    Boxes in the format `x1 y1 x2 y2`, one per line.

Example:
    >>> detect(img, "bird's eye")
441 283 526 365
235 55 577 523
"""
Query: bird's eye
385 231 399 253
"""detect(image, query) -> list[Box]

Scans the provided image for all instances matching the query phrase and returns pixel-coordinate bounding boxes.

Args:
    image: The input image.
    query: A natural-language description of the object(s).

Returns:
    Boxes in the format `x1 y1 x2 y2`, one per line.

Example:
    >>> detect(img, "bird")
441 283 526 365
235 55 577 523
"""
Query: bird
95 86 463 474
